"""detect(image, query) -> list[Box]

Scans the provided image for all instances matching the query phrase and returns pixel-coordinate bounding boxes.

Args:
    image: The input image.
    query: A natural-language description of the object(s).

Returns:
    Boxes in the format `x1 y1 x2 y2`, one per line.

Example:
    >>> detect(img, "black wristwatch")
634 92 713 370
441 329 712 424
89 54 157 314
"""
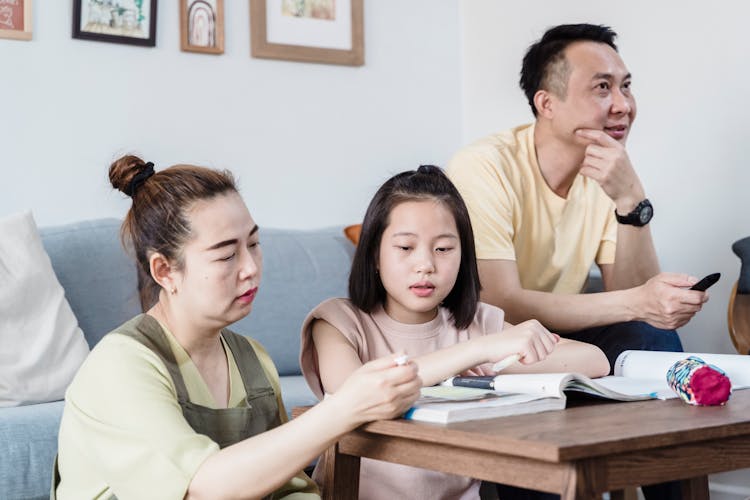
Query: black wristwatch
615 199 653 226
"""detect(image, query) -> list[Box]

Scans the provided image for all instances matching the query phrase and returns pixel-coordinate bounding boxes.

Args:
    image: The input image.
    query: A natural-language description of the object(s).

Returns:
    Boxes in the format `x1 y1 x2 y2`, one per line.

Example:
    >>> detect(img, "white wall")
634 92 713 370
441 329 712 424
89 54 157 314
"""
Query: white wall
459 0 750 357
1 0 461 231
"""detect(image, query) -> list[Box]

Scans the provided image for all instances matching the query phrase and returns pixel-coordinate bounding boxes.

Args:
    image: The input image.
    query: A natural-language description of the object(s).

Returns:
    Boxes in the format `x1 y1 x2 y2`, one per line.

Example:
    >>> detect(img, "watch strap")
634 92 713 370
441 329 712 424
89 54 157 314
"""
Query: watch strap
615 199 653 226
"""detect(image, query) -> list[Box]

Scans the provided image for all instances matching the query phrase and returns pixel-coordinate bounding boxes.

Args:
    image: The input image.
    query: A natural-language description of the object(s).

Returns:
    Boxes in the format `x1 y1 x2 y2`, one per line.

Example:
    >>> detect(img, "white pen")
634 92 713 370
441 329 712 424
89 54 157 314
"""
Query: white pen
492 353 522 372
393 354 409 366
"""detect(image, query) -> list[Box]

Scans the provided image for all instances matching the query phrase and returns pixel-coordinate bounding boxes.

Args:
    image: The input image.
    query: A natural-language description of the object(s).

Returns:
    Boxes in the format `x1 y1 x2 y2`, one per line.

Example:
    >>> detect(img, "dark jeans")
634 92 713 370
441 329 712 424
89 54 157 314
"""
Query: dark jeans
490 321 684 500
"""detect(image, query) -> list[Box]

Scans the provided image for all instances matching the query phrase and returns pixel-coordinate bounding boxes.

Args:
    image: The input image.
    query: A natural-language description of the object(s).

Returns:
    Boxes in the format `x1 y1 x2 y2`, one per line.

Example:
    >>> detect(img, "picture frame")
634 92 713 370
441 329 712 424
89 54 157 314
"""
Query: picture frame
72 0 158 47
0 0 32 41
250 0 364 66
180 0 224 54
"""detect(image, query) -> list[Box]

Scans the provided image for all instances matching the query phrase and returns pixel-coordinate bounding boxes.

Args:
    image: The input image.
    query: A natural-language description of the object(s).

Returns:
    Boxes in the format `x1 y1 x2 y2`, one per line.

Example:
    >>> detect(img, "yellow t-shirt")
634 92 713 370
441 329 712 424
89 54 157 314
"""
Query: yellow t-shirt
447 123 617 294
56 320 318 500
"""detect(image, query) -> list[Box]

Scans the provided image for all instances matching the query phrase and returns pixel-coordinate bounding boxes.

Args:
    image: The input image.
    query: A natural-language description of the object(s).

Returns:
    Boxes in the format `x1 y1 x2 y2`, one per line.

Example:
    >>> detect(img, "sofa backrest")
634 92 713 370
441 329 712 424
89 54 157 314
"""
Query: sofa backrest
40 219 354 376
231 227 354 375
40 219 141 349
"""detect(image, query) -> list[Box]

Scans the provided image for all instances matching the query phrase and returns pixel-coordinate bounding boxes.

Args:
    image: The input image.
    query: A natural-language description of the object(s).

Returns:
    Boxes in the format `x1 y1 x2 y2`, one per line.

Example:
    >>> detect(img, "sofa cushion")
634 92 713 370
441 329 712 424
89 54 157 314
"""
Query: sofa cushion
0 400 64 500
40 218 141 348
230 227 354 376
0 212 90 407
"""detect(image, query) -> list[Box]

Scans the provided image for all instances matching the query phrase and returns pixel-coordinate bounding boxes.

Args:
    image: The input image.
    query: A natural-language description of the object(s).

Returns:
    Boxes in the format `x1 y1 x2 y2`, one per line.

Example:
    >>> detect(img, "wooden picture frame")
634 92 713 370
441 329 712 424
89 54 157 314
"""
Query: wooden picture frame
0 0 32 41
250 0 363 66
72 0 158 47
180 0 224 54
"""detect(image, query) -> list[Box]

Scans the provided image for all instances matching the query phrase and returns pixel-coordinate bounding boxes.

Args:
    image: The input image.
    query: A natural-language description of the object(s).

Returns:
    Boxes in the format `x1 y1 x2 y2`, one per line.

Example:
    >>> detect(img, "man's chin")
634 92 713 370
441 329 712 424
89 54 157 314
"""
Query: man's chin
604 129 628 143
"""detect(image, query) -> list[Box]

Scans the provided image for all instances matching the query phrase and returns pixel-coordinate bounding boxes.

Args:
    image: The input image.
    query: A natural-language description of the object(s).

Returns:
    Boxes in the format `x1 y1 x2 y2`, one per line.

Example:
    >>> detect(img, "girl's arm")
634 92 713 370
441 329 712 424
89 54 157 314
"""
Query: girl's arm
416 321 610 384
312 318 609 393
186 355 420 500
501 331 611 378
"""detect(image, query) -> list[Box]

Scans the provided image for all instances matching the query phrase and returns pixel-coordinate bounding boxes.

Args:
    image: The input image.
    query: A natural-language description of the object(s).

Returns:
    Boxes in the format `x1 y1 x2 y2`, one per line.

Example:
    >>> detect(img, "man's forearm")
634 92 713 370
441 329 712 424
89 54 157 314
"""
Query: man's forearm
485 287 639 332
610 224 659 289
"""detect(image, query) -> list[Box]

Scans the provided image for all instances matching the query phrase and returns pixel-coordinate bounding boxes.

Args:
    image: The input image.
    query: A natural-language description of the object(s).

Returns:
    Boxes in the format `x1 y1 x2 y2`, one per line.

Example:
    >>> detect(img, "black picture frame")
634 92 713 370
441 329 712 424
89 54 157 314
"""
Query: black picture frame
72 0 158 47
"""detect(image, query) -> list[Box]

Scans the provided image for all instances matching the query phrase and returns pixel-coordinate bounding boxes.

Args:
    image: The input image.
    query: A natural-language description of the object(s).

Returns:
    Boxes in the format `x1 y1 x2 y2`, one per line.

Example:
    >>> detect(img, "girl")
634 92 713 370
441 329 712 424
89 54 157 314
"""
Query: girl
300 165 610 500
54 156 421 500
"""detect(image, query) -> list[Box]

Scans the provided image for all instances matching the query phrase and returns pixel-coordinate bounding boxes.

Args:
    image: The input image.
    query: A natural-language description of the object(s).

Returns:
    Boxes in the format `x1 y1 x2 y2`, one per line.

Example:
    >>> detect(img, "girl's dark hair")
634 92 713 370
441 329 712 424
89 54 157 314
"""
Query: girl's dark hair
349 165 481 330
109 155 237 310
520 23 618 116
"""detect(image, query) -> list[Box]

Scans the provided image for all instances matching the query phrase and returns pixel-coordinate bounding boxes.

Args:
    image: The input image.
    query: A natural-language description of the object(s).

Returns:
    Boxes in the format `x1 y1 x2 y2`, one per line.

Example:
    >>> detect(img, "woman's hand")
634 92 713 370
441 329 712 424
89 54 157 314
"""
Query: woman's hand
486 319 560 366
187 355 419 500
327 354 422 428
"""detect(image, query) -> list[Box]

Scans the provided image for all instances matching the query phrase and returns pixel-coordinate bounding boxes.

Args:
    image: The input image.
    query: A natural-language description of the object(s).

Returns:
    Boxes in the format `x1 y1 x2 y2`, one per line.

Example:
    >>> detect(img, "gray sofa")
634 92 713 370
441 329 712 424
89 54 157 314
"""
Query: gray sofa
0 218 355 500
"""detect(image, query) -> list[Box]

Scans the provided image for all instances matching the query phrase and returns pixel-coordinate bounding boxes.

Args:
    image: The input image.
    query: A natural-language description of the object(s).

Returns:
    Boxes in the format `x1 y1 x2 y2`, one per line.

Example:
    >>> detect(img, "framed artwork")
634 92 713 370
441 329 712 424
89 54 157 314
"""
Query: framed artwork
72 0 158 47
0 0 32 41
250 0 364 66
180 0 224 54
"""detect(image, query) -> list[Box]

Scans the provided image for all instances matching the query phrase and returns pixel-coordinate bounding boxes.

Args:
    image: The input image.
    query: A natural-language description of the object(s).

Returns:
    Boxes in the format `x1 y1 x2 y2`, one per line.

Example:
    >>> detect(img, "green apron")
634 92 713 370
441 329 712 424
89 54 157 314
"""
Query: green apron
52 314 282 499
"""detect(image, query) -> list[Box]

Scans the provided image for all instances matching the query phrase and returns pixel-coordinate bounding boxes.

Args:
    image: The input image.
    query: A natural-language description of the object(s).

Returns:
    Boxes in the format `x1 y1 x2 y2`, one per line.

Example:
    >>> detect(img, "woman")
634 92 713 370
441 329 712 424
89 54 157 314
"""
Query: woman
54 156 421 500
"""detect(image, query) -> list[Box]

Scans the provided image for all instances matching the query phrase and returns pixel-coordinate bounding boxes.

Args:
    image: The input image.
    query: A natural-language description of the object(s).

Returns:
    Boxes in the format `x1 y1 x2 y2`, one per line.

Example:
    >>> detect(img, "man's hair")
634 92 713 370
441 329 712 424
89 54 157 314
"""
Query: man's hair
520 24 618 116
348 165 481 330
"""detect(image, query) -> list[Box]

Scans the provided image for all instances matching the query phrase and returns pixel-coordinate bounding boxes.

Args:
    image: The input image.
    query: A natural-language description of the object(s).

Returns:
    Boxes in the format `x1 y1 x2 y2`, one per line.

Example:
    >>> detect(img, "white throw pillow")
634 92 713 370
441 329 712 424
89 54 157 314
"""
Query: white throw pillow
0 211 90 407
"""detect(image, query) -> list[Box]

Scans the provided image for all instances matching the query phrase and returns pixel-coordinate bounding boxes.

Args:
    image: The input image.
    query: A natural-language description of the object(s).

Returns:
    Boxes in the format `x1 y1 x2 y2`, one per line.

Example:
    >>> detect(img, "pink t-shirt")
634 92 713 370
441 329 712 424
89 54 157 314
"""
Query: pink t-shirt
300 298 505 500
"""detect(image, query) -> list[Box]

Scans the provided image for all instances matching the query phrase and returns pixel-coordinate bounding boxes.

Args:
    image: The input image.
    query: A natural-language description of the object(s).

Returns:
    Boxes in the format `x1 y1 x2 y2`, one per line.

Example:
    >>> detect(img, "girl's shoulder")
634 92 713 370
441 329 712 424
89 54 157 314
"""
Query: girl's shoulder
312 297 358 315
306 297 375 332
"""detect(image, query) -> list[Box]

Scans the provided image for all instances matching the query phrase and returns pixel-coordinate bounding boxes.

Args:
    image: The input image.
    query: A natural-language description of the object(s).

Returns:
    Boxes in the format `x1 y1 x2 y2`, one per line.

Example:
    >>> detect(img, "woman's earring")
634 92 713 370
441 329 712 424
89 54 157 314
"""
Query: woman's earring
170 287 177 295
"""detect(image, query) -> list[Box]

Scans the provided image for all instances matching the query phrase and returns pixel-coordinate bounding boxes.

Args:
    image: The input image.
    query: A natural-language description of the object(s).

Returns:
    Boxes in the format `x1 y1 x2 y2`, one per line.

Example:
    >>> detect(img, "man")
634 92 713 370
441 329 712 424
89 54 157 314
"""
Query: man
447 23 707 371
448 22 702 500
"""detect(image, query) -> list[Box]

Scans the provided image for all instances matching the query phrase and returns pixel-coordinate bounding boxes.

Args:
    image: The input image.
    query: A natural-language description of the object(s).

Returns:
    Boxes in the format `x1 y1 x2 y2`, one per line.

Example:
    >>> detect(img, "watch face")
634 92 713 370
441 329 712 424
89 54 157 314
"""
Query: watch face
639 205 653 224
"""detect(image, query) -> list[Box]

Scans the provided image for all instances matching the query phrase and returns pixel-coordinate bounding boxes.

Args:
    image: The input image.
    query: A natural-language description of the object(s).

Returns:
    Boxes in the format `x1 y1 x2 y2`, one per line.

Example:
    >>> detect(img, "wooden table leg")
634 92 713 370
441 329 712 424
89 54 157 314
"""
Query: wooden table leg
680 475 710 500
320 442 360 500
560 462 601 500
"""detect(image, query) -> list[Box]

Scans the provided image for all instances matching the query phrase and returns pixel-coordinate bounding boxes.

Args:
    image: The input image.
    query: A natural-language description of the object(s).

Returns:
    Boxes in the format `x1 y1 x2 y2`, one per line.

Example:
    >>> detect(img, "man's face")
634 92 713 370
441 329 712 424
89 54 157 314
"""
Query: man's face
547 41 637 145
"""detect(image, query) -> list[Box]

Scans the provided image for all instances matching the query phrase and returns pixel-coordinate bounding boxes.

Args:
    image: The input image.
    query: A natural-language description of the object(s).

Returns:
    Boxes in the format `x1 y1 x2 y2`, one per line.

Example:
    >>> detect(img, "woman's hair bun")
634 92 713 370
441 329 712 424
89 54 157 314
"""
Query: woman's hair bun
109 155 150 197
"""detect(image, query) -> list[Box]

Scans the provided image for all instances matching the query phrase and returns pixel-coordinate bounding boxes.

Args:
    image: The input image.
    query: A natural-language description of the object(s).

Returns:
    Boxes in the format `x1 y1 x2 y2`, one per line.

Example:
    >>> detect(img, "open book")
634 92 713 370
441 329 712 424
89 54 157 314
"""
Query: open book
404 351 750 424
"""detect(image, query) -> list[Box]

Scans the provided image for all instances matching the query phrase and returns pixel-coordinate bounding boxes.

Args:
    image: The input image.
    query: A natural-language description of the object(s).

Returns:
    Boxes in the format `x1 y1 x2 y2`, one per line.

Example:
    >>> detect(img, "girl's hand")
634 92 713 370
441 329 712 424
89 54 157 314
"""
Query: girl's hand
328 354 422 427
488 319 560 366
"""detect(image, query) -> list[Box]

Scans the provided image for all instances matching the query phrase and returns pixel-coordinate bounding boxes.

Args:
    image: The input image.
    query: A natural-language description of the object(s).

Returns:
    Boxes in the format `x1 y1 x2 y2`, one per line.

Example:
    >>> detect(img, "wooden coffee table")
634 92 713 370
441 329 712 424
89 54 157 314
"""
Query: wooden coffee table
310 389 750 499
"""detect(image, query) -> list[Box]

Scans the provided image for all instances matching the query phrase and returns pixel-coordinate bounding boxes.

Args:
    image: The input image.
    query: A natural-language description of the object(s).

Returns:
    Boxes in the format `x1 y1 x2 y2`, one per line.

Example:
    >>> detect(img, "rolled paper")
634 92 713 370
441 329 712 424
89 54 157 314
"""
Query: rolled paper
666 356 732 406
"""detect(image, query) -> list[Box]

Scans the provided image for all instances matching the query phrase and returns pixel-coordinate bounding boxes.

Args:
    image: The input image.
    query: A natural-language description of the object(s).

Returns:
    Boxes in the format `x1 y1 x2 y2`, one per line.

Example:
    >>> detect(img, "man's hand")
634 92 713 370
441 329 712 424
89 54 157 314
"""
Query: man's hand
633 272 709 330
576 128 645 213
